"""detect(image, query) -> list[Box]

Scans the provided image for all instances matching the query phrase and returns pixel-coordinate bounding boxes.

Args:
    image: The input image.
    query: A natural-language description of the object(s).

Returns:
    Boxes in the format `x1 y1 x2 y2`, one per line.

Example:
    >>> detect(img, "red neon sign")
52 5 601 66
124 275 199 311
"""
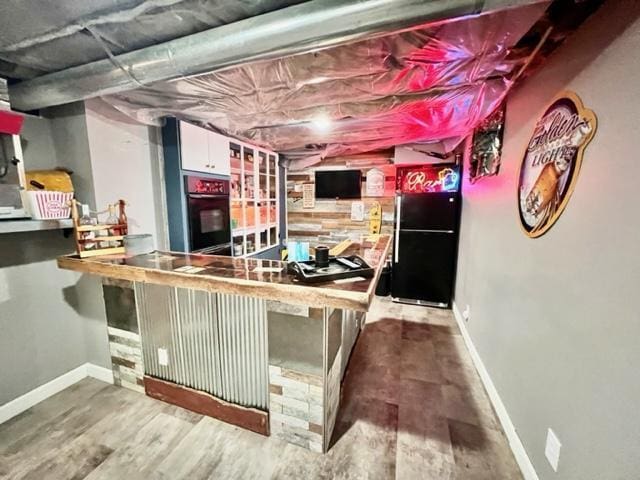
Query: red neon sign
397 165 459 193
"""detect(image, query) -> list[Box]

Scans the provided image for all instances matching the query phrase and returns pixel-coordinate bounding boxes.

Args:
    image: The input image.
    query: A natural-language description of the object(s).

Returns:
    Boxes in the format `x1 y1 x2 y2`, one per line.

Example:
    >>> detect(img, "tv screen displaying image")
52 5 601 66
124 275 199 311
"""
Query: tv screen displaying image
315 170 362 199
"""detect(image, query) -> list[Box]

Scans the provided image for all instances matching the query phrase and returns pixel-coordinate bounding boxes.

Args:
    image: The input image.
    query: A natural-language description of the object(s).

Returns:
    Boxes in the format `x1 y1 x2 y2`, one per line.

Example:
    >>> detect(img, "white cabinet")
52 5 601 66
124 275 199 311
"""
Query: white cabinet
207 130 231 176
179 121 230 176
179 121 208 172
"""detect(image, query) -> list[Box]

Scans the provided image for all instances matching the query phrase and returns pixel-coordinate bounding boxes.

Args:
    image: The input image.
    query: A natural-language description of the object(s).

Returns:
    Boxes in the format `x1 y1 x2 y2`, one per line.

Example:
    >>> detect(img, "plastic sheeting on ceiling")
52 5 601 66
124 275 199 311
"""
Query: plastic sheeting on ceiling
103 2 549 166
0 0 305 79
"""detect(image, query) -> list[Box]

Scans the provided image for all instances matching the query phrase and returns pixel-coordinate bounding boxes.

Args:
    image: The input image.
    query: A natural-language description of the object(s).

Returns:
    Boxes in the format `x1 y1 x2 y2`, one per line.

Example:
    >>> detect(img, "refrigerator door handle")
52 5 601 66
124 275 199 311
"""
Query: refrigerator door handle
394 195 401 263
400 229 455 234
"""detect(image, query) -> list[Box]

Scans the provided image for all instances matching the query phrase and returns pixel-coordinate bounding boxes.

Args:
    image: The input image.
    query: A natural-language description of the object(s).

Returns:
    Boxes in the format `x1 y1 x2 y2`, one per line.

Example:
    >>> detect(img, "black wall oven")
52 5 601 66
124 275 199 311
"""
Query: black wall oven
185 175 232 255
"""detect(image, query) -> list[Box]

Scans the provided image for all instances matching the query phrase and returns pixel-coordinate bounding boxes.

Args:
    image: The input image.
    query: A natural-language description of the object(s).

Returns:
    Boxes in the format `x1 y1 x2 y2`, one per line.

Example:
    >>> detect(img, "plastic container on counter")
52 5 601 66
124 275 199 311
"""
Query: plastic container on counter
124 234 154 256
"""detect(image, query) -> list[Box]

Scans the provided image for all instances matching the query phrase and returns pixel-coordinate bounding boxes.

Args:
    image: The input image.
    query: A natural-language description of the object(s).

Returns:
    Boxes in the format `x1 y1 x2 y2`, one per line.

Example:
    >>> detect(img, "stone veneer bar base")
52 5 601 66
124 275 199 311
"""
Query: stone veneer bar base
269 365 324 452
102 278 144 394
267 348 344 453
267 300 353 453
108 326 144 393
97 274 367 454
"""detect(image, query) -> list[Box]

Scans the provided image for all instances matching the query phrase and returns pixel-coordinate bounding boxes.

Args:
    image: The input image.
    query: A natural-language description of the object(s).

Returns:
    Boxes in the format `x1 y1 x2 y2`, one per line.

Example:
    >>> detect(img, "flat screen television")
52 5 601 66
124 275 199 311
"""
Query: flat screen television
315 170 362 199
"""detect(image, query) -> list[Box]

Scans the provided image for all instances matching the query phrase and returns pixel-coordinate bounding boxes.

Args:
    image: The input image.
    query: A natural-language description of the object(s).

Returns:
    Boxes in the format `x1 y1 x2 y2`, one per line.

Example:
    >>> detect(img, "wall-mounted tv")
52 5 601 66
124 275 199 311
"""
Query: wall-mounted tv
315 170 362 199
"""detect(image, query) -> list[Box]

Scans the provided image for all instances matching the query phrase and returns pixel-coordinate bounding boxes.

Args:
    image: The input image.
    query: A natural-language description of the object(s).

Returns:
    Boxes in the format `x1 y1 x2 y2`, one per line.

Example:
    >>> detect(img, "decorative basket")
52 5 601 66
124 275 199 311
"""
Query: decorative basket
24 191 74 219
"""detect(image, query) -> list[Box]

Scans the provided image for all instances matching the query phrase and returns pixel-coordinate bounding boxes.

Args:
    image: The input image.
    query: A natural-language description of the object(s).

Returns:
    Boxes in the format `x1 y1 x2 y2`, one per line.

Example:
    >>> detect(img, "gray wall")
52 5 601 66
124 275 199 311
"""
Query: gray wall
1 100 168 406
454 2 640 479
0 230 87 405
0 106 110 405
84 98 167 250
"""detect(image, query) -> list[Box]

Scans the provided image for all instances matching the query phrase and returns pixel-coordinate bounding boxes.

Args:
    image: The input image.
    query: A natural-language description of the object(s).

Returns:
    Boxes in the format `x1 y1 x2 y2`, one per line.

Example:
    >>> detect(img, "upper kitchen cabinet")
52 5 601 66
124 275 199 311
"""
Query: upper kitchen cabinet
206 129 231 177
179 121 230 176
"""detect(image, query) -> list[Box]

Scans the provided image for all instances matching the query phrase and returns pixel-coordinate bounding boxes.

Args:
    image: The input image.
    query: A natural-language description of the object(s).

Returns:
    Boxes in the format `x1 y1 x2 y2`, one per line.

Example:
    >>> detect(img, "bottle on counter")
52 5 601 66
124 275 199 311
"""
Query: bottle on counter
105 204 120 247
79 203 97 250
118 200 127 229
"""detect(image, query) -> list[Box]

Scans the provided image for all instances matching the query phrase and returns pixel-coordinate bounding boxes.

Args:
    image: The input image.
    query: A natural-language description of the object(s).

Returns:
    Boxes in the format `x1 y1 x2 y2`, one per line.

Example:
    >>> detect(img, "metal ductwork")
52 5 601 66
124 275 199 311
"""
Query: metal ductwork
8 0 541 112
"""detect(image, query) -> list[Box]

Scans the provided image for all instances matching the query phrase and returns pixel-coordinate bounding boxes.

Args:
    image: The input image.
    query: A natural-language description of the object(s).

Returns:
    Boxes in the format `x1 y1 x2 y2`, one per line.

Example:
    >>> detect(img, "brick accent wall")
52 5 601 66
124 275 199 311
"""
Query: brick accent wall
287 155 396 248
108 326 144 393
102 278 144 394
269 365 324 452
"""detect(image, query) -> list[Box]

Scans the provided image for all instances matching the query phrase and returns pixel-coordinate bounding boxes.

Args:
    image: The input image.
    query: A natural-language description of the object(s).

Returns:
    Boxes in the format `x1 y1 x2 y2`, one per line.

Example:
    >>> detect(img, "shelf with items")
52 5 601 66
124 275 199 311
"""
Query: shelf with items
232 226 258 237
229 142 280 258
257 151 267 172
72 199 128 258
269 175 277 199
230 173 243 200
232 235 245 257
258 174 268 200
245 231 257 255
229 142 242 173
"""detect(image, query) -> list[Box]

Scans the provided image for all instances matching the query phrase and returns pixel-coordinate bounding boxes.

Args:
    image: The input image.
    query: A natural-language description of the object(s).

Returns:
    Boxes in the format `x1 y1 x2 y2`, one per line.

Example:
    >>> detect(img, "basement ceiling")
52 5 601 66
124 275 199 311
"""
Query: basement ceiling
0 0 305 79
106 2 549 164
0 0 600 165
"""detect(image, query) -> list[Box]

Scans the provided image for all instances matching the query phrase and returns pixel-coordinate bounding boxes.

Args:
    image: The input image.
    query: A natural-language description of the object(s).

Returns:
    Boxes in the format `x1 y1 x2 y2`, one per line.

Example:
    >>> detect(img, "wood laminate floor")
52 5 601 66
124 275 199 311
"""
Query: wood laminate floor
0 297 522 480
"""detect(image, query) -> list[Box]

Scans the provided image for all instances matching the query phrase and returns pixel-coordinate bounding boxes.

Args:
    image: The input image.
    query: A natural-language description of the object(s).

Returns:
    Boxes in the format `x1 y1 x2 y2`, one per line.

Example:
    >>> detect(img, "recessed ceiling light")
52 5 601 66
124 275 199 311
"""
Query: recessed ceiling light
310 114 332 133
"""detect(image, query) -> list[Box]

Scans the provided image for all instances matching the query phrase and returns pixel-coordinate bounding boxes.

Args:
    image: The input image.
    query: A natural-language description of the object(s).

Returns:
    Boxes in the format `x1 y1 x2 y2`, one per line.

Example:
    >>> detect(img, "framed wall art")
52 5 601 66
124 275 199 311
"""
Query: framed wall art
469 104 505 183
518 91 597 238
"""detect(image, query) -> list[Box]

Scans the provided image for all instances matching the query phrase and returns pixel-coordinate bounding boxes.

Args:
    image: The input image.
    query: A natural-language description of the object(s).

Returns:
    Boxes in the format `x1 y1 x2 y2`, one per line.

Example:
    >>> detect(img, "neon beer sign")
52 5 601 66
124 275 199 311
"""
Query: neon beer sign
397 165 459 193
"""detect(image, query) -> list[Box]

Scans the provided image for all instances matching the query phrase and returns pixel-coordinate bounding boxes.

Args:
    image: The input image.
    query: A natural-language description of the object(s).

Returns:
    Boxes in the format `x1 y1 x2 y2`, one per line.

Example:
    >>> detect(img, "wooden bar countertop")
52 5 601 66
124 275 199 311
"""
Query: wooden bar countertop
57 235 391 311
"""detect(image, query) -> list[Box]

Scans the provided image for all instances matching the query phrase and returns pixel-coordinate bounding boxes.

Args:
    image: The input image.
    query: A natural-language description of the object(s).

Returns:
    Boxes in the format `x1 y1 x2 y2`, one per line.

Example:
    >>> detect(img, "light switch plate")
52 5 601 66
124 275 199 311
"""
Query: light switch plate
158 348 169 366
545 428 562 472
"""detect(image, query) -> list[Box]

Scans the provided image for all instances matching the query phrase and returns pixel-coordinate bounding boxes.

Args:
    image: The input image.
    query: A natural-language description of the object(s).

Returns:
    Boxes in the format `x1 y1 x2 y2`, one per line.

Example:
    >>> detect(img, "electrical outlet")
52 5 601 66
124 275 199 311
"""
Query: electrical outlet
158 348 169 366
545 428 562 472
462 304 471 321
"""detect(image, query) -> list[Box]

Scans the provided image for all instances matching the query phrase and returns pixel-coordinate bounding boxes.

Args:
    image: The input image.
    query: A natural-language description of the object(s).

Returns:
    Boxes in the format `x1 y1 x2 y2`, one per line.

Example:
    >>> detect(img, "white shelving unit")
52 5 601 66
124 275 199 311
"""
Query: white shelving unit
229 142 279 258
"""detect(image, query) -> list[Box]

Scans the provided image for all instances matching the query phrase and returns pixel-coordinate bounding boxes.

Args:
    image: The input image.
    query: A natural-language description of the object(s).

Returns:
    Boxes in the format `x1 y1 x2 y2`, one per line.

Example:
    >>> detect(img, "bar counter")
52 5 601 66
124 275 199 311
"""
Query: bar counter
57 234 390 311
56 235 390 453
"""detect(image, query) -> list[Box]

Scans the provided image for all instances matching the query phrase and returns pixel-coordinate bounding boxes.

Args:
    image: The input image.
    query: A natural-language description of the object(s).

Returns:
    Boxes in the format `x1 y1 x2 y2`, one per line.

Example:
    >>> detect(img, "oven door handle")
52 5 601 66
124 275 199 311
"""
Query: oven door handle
195 243 232 255
187 193 228 199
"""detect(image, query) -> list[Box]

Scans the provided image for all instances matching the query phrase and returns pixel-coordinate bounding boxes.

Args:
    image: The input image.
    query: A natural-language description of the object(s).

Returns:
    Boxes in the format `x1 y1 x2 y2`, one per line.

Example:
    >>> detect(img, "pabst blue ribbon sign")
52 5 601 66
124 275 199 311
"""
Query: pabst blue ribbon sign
518 91 597 237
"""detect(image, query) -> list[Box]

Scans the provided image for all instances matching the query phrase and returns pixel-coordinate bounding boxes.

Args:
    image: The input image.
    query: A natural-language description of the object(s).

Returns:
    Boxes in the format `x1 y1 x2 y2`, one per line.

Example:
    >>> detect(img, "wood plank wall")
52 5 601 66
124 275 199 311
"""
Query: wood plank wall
286 153 396 248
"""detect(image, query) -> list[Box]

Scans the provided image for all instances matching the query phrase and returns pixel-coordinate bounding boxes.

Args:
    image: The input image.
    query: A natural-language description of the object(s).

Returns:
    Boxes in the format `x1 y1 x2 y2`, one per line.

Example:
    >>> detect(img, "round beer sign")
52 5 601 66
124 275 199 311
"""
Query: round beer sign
518 91 597 237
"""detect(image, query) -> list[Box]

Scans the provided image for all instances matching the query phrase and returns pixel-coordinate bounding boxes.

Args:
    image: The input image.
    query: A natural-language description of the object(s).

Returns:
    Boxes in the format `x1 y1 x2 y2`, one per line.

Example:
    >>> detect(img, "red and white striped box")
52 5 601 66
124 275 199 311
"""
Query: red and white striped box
24 191 73 220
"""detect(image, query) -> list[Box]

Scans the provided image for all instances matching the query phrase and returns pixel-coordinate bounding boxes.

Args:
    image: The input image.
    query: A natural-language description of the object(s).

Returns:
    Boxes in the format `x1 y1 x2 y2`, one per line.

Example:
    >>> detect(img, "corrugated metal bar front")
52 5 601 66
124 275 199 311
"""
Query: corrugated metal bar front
216 293 268 409
134 282 268 410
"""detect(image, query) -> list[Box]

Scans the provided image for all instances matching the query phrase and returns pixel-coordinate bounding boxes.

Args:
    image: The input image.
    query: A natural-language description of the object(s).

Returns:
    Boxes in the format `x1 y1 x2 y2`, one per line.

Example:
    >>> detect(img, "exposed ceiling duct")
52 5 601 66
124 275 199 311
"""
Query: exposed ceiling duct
7 0 548 112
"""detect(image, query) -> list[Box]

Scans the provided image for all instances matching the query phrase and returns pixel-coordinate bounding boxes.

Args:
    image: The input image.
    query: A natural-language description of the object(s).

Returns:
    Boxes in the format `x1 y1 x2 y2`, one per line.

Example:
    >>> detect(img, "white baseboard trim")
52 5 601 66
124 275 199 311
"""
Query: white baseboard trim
0 362 114 425
452 302 539 480
86 363 115 384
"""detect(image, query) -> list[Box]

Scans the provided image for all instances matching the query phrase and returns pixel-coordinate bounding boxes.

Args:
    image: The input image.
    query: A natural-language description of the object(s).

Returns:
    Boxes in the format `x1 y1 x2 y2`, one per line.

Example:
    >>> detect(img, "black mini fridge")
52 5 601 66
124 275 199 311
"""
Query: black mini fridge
391 164 460 308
